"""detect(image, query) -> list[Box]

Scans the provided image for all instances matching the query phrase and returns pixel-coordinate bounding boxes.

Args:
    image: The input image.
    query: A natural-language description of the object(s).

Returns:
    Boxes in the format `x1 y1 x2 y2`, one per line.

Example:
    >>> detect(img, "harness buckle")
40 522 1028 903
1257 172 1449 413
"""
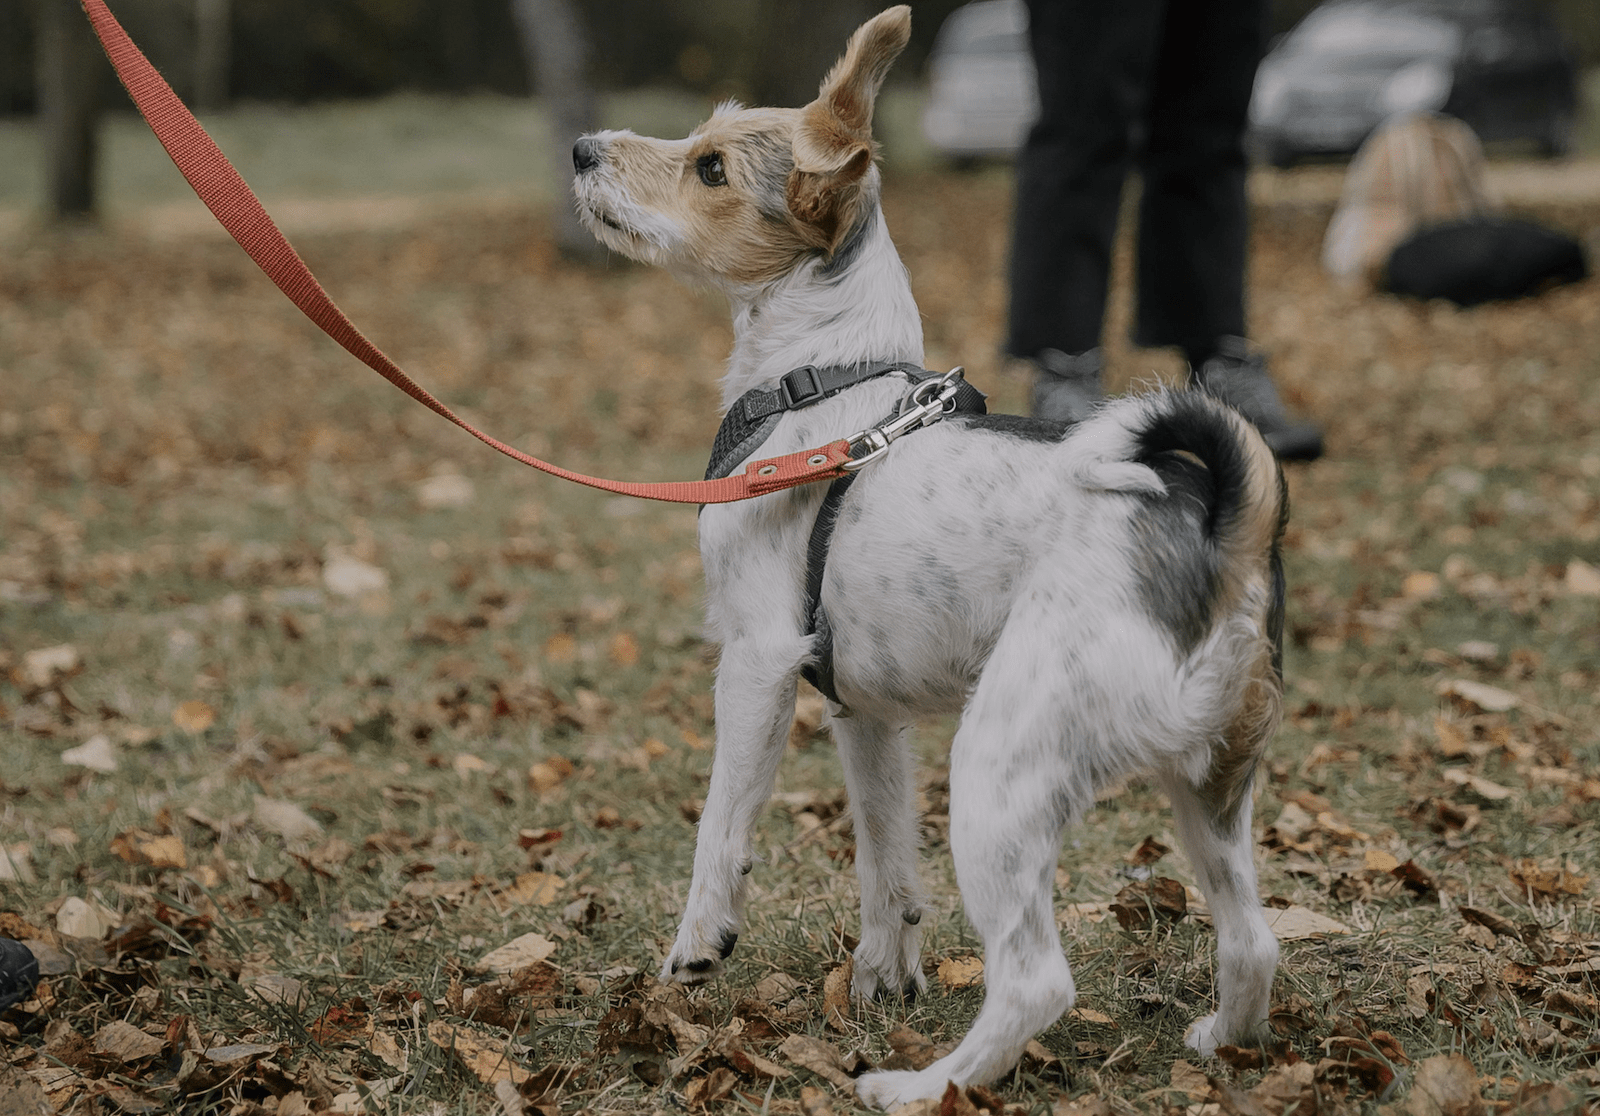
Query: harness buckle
841 367 967 472
778 365 826 409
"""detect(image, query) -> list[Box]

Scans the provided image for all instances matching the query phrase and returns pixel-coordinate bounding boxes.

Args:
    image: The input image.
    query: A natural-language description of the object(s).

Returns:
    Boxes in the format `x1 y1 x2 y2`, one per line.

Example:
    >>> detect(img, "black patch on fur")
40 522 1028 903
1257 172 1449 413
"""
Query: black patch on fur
1129 392 1257 656
952 412 1072 443
819 212 874 278
717 930 739 959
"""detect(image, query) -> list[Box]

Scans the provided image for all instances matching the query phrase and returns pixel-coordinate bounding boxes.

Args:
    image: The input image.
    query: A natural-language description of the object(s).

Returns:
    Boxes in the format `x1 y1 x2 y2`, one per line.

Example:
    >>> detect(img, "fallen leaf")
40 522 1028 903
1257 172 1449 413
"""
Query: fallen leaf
542 633 576 663
427 1021 529 1087
323 552 389 597
1126 836 1172 866
777 1034 857 1088
608 631 639 666
1564 558 1600 596
1110 876 1188 929
248 972 304 1005
55 896 119 939
21 644 79 688
60 734 118 773
1438 679 1520 713
1404 1054 1486 1116
502 871 565 905
371 1031 409 1074
1169 1059 1211 1101
252 797 324 841
92 1021 164 1063
476 932 557 973
1068 1008 1117 1026
417 472 475 509
937 955 984 989
823 959 853 1029
0 1064 52 1114
109 829 186 869
1509 859 1589 900
171 700 216 734
0 843 35 883
1442 769 1513 801
799 1086 836 1116
1402 571 1441 599
1364 848 1400 872
528 757 575 793
1262 905 1352 941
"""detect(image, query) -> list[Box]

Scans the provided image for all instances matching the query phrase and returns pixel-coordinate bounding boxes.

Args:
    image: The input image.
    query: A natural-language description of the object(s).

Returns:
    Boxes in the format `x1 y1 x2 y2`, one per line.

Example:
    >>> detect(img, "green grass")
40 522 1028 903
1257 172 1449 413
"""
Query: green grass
1 122 1598 1113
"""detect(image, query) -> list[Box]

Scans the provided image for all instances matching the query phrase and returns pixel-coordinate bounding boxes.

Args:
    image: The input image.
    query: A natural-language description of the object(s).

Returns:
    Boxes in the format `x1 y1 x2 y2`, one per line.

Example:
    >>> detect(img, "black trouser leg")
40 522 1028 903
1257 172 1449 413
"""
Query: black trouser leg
1005 0 1163 360
1133 0 1266 363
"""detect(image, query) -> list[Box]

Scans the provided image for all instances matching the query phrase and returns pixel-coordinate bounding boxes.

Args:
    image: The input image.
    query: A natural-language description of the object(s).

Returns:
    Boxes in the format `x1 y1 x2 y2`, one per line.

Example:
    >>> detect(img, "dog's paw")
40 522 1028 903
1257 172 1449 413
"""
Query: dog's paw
1185 1012 1268 1057
856 1069 955 1110
851 957 926 1004
1184 1013 1223 1057
660 927 739 985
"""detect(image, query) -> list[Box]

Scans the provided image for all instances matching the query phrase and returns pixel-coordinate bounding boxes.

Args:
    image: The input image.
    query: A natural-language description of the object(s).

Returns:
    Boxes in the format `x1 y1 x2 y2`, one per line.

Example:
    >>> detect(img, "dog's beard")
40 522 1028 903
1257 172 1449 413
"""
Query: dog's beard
572 179 680 266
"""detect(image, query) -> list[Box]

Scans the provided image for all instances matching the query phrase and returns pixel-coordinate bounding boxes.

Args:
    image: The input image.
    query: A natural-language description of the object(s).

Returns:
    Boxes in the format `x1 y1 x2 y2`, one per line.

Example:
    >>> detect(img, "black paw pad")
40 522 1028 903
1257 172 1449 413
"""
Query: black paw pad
716 930 739 959
684 957 717 974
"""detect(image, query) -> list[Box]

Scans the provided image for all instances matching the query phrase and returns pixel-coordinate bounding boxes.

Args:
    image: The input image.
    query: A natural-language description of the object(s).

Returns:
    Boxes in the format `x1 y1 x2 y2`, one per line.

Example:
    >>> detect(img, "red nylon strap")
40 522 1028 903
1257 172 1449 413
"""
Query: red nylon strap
80 0 853 504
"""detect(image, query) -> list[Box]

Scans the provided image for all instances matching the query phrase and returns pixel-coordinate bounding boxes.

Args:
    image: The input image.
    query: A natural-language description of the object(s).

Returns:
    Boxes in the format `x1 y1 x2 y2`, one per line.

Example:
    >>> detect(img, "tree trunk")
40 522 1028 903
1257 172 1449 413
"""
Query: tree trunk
509 0 604 261
35 0 104 220
194 0 231 111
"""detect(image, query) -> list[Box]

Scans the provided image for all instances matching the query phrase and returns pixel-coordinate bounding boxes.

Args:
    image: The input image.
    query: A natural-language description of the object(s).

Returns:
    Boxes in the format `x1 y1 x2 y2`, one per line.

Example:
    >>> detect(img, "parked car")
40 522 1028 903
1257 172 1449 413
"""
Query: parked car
921 0 1578 166
1249 0 1579 165
921 0 1036 160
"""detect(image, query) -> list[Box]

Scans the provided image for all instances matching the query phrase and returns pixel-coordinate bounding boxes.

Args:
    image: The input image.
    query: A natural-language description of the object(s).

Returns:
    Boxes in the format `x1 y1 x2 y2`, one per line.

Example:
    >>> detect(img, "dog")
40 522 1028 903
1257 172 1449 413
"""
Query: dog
572 7 1286 1107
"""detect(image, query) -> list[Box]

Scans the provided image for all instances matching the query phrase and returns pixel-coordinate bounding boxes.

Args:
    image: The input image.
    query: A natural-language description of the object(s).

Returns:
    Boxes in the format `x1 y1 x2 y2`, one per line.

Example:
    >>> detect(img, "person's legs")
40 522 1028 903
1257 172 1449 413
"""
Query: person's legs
1008 0 1163 421
1133 0 1261 360
1135 0 1323 460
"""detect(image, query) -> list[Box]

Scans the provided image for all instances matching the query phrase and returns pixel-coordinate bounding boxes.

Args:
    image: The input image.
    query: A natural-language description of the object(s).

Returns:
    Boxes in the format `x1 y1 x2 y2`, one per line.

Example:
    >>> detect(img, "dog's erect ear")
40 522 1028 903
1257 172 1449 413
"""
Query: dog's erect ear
788 6 911 251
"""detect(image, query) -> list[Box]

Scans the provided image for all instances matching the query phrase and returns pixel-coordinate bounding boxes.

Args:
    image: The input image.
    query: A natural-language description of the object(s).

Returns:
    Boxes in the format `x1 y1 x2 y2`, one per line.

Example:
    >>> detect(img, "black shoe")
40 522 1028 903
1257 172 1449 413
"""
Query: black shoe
0 938 40 1012
1030 348 1104 424
1193 338 1324 461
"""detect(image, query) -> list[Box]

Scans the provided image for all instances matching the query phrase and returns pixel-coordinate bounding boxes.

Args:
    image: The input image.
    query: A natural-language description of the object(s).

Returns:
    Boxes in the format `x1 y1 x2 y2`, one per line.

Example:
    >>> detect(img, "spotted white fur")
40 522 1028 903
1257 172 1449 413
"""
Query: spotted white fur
572 7 1286 1107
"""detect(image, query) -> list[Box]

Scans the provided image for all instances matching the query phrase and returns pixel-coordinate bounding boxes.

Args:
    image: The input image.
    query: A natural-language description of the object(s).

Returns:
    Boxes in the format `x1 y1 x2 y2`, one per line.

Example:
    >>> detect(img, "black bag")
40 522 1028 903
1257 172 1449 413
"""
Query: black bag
1382 216 1588 306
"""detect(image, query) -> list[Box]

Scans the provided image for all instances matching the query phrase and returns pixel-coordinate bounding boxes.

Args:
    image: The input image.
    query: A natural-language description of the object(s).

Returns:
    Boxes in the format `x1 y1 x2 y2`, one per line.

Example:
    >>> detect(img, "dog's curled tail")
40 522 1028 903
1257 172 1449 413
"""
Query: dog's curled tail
1075 388 1288 821
1129 388 1287 594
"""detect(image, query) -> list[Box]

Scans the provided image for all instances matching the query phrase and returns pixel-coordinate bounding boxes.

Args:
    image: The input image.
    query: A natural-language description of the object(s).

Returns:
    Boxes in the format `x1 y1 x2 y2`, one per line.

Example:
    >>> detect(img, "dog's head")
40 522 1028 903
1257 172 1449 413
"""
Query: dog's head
571 6 911 287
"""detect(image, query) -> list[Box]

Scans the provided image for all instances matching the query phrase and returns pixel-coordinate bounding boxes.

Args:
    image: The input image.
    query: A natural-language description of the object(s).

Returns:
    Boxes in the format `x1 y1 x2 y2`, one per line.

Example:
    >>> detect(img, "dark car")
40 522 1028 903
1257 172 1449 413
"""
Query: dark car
1249 0 1579 165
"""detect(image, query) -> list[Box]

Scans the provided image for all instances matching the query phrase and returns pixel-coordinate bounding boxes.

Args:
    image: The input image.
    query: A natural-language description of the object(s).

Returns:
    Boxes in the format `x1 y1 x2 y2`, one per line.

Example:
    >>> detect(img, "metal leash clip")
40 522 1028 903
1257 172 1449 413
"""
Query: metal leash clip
841 367 967 472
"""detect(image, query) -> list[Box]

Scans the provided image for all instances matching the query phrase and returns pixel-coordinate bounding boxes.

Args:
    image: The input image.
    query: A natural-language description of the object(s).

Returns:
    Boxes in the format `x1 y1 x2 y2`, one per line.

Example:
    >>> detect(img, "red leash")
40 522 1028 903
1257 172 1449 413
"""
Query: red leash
79 0 853 504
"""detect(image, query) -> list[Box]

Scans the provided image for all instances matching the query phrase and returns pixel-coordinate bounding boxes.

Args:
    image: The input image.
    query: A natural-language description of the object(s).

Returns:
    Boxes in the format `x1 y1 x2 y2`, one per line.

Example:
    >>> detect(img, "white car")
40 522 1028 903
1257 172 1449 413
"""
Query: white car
921 0 1037 159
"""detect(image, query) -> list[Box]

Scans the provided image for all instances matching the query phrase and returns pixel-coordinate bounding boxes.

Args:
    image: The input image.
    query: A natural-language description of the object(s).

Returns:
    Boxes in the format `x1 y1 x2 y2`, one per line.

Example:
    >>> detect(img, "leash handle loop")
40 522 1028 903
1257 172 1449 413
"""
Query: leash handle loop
78 0 849 505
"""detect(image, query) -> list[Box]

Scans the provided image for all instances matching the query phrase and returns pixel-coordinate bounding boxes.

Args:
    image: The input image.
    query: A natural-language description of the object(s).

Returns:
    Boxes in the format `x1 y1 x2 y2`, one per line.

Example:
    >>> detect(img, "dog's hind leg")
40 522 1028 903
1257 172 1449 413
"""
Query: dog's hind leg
662 635 810 984
857 653 1079 1107
1161 771 1278 1055
832 712 927 1002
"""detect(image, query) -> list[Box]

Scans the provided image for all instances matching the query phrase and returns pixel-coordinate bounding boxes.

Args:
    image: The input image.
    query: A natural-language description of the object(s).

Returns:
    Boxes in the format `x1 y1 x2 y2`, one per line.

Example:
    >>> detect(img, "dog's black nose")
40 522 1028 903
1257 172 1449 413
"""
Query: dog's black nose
572 136 602 173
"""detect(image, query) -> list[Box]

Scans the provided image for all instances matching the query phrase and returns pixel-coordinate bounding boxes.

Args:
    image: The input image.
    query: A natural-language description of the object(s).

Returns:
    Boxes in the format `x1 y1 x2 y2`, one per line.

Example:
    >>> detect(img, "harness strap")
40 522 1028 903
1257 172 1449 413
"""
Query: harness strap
798 473 858 701
79 0 855 506
793 371 988 703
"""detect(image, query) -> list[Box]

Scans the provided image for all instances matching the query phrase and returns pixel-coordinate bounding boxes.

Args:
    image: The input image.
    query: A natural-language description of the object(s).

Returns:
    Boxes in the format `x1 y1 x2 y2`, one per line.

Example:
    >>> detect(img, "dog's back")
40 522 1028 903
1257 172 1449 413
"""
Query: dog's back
822 388 1286 808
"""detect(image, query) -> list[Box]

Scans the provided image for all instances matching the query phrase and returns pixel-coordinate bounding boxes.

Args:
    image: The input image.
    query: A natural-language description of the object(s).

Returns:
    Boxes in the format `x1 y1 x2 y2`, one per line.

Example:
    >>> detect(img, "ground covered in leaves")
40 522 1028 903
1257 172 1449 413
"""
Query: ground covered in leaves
1 160 1598 1115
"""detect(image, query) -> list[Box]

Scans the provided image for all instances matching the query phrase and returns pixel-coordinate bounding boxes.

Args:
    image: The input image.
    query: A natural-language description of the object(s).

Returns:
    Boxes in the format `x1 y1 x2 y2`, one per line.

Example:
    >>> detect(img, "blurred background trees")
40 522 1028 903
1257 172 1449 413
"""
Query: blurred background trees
5 0 1597 220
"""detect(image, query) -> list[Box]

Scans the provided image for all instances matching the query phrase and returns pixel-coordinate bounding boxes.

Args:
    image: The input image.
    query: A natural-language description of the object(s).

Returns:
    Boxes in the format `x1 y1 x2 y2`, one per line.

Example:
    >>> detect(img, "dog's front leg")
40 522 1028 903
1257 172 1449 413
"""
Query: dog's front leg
832 712 928 1002
661 636 808 983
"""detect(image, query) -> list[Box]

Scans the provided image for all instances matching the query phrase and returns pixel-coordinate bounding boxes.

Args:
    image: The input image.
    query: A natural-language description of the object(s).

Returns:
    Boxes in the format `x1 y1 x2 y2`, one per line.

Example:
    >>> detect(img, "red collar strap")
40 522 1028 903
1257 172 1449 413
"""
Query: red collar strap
79 0 855 505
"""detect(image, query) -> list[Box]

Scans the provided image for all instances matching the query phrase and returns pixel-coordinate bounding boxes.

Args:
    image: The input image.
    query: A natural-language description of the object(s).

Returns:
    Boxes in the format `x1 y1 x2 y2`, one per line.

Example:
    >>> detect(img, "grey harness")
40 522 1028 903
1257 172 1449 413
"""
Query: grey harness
704 362 987 701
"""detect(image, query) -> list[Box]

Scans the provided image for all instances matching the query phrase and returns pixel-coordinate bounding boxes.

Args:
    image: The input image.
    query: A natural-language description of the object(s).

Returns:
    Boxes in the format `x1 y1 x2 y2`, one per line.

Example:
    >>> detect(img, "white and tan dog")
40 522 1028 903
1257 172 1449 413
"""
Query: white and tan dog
572 7 1286 1106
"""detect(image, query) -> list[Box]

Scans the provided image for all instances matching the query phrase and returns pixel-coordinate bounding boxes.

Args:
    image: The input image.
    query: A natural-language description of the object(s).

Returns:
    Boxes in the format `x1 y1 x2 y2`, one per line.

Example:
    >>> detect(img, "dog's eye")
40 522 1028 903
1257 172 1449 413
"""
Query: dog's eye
696 153 728 187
